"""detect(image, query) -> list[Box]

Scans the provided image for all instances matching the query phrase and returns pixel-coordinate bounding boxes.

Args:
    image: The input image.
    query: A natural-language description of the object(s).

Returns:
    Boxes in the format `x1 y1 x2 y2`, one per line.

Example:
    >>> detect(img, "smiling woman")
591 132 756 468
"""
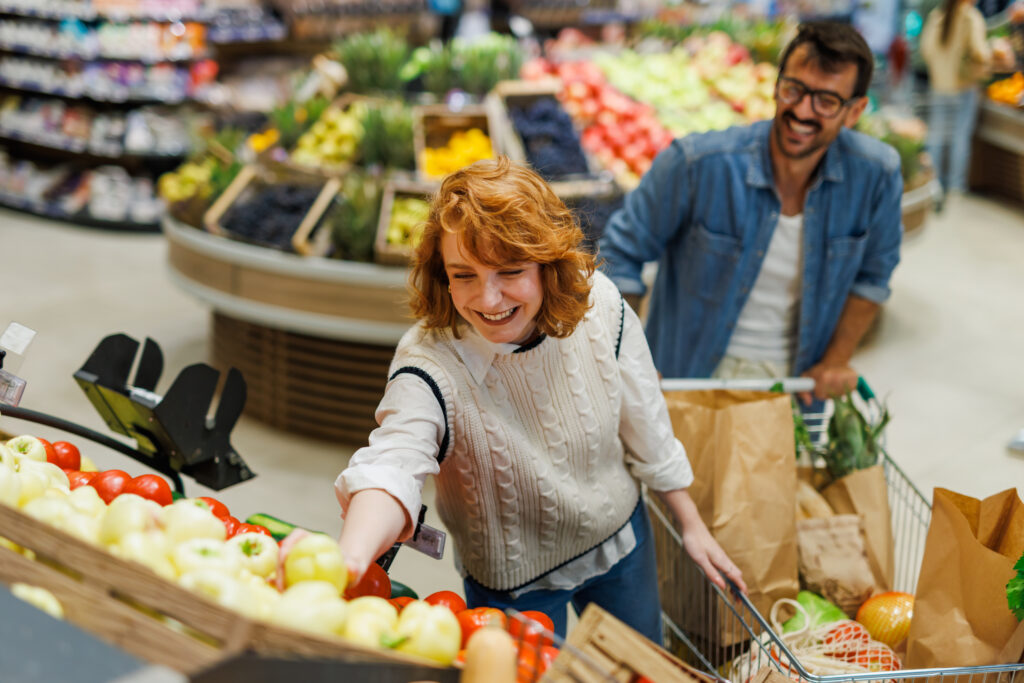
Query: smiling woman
410 156 593 342
334 156 746 644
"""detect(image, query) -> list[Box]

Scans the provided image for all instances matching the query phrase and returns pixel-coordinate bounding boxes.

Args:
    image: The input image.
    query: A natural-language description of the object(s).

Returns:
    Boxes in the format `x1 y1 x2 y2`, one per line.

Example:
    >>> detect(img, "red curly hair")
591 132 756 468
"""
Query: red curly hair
410 157 595 338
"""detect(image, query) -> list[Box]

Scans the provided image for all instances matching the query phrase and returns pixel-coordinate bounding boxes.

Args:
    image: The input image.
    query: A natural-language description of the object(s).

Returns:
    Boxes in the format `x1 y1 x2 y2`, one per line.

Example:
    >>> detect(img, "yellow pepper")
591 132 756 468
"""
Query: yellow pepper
422 127 494 178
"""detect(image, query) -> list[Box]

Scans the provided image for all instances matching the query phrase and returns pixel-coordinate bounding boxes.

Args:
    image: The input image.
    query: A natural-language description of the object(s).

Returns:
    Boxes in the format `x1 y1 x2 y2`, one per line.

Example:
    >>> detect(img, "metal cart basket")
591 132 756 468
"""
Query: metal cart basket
649 376 1024 683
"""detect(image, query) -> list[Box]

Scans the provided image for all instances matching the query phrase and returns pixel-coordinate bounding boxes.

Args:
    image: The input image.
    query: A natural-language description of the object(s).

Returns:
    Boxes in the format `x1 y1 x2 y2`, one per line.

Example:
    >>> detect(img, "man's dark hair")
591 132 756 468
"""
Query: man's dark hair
777 22 874 98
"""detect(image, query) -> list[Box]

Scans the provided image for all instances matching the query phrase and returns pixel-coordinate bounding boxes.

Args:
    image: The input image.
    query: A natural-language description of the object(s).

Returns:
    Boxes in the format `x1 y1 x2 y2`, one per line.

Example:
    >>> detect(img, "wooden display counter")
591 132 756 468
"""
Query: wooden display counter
971 99 1024 203
164 217 412 444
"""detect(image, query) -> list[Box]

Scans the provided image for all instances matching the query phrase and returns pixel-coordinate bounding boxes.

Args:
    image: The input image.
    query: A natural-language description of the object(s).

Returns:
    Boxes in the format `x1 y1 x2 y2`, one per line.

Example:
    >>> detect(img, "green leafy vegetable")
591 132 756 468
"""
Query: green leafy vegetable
782 591 847 633
1009 552 1024 621
820 392 890 479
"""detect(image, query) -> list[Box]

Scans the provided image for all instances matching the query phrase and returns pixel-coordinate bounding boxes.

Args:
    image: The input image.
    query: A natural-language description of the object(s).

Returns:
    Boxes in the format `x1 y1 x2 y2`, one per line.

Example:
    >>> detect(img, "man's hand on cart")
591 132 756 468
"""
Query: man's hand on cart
798 361 859 405
654 489 748 596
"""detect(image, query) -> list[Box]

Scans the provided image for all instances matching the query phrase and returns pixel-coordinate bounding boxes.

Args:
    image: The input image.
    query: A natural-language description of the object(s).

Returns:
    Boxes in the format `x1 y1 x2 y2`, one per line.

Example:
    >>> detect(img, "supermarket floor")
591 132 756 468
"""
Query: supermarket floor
3 191 1024 601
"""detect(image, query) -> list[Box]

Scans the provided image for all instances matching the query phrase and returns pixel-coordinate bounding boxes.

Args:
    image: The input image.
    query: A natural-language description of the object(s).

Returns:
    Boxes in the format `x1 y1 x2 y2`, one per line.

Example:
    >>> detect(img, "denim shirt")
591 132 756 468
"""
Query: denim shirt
598 120 903 378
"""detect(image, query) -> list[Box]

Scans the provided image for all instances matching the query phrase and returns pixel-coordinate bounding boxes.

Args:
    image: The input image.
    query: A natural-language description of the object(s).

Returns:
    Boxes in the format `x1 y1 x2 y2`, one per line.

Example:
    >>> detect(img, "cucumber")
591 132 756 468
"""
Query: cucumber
390 579 419 600
245 513 299 542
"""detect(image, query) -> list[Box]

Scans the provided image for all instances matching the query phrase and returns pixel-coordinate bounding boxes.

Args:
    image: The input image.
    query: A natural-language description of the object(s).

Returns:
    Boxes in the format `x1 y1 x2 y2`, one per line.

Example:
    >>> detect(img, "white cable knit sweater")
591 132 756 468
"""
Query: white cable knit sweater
339 271 692 591
391 273 639 590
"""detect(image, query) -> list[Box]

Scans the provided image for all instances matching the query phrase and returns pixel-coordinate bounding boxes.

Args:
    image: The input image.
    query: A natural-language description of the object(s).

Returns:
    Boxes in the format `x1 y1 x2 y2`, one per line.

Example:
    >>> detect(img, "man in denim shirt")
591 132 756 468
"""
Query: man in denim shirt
599 22 902 404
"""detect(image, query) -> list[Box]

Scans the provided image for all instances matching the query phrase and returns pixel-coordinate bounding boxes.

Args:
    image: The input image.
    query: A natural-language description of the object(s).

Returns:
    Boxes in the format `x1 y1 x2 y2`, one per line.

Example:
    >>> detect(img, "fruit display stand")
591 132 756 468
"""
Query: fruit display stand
164 215 410 444
970 98 1024 204
0 500 450 677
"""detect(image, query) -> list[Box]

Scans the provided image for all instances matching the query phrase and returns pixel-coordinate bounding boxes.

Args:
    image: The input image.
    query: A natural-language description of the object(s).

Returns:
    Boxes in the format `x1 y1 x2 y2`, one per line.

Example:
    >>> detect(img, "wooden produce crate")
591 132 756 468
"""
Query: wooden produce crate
544 604 715 683
413 104 499 183
203 164 341 256
374 178 437 266
0 502 444 675
284 93 375 178
486 79 611 198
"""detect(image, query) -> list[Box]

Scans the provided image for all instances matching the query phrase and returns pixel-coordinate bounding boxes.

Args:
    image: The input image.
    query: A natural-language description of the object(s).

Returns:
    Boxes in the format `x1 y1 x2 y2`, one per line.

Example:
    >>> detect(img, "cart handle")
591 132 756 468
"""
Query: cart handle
659 376 877 402
660 377 814 393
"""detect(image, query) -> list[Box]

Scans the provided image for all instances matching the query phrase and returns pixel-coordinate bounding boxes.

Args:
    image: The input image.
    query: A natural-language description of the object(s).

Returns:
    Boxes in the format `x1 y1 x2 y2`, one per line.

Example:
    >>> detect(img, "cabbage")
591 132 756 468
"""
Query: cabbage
782 591 846 633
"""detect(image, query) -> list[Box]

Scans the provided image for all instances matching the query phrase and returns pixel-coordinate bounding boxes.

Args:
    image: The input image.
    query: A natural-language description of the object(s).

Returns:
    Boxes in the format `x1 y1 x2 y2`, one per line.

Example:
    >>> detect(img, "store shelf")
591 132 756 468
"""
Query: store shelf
0 76 187 104
0 127 186 161
0 4 210 22
0 188 160 231
164 214 411 344
0 41 207 63
207 21 287 45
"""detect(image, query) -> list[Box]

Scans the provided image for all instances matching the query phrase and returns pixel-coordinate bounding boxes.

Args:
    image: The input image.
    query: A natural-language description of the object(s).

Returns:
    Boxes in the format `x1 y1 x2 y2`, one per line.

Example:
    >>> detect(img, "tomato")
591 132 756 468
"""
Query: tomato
235 523 272 538
837 644 900 672
424 590 467 615
37 438 57 463
197 496 230 519
456 607 507 648
89 469 132 504
516 643 558 682
856 591 914 648
65 470 97 489
50 441 81 471
389 596 415 612
822 620 871 651
344 561 391 600
221 515 241 537
123 474 173 506
509 610 555 648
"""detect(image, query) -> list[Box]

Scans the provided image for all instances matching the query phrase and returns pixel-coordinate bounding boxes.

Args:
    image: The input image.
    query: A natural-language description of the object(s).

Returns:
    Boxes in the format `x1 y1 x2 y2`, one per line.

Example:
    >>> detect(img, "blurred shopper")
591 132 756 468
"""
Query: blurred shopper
335 158 744 642
920 0 993 200
599 22 902 405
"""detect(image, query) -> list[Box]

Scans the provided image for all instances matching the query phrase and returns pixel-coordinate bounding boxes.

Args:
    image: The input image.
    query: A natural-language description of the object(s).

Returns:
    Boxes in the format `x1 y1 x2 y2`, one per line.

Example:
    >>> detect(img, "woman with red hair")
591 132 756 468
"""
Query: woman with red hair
335 157 744 640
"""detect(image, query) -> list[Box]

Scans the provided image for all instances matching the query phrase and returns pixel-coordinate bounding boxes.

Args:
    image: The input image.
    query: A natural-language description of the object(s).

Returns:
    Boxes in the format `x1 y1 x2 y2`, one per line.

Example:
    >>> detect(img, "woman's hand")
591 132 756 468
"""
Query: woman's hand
338 488 411 585
654 488 747 595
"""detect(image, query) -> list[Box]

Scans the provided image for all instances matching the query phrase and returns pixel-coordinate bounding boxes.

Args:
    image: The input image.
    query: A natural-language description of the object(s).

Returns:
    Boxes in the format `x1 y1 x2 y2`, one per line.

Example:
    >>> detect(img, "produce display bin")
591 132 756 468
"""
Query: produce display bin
282 93 377 179
0 501 448 676
412 103 500 183
486 78 610 194
203 164 340 257
647 377 1024 683
374 178 438 266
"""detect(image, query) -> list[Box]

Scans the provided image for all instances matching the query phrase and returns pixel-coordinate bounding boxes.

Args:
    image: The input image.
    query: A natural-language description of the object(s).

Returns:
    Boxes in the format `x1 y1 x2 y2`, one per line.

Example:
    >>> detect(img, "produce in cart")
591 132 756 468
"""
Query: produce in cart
726 593 902 680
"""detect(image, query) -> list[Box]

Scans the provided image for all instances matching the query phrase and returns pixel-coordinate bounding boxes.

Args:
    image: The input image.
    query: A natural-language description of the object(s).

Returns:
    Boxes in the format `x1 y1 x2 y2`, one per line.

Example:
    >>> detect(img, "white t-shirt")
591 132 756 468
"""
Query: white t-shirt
725 213 804 367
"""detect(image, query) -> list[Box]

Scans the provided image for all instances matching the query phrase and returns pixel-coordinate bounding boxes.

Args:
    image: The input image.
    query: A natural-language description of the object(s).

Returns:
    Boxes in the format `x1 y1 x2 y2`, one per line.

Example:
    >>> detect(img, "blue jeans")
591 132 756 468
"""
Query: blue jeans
927 89 980 194
463 501 664 646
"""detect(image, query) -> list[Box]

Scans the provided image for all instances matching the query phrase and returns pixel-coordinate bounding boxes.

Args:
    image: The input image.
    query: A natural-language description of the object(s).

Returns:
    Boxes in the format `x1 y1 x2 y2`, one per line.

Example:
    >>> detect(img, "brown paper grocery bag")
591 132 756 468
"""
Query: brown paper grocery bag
660 390 799 646
905 488 1024 667
822 465 895 591
796 515 877 617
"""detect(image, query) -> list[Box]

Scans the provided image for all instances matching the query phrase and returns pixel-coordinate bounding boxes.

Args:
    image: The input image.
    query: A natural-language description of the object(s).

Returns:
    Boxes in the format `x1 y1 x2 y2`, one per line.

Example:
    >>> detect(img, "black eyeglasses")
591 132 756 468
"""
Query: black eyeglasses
775 76 858 119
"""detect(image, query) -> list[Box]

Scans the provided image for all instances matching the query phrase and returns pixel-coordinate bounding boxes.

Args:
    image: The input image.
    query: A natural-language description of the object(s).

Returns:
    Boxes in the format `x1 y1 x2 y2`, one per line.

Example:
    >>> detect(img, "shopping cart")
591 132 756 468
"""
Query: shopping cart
649 376 1024 683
